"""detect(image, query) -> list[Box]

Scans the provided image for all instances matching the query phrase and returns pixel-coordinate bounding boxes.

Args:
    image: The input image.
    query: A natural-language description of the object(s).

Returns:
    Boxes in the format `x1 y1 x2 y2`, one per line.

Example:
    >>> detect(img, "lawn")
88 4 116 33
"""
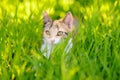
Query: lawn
0 0 120 80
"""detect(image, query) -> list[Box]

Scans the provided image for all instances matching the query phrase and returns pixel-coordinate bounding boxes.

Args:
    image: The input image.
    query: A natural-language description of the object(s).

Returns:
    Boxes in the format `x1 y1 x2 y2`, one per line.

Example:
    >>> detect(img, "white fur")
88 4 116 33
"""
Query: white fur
41 39 52 59
41 38 73 59
47 37 61 44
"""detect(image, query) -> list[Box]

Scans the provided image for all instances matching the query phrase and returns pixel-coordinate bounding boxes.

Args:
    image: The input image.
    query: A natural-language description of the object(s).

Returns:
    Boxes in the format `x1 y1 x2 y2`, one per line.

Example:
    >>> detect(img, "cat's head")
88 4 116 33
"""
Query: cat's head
43 11 74 45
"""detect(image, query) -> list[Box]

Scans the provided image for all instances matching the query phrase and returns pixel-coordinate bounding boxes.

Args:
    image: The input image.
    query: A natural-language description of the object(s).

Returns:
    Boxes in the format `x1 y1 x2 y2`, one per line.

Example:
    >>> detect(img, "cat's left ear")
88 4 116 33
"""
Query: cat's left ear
43 11 52 25
63 12 73 29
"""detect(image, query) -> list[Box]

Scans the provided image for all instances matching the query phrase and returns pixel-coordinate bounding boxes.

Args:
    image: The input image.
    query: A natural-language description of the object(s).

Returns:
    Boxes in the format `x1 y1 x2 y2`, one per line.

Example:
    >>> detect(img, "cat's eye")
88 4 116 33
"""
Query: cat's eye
45 30 50 35
57 31 63 36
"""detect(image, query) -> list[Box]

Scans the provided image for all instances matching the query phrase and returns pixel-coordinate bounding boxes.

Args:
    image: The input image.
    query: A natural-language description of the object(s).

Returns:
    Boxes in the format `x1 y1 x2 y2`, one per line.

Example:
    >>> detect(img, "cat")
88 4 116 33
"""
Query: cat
41 11 77 59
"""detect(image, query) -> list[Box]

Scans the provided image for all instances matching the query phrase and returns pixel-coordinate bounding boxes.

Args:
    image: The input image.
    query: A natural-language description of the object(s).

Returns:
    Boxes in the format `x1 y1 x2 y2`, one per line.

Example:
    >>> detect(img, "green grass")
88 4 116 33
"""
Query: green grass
0 0 120 80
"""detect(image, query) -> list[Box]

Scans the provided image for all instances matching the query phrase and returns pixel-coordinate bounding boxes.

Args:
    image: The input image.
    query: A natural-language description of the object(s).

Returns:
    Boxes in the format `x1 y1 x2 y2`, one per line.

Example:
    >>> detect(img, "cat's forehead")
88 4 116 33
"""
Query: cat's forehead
52 20 67 31
52 20 62 27
44 19 68 31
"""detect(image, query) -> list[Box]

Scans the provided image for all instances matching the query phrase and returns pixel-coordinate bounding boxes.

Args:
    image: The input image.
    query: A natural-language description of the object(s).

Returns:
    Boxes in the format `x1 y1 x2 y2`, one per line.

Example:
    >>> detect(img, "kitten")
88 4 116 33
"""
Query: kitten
41 11 76 59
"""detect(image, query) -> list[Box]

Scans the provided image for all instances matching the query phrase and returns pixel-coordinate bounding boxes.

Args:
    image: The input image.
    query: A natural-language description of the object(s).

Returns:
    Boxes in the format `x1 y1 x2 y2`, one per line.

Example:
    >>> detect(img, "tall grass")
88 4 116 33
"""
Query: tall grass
0 0 120 80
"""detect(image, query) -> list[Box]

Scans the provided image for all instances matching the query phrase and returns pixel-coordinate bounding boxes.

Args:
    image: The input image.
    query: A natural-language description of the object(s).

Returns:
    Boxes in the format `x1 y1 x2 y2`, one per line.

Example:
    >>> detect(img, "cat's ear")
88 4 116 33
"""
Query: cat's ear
63 12 73 29
43 11 52 25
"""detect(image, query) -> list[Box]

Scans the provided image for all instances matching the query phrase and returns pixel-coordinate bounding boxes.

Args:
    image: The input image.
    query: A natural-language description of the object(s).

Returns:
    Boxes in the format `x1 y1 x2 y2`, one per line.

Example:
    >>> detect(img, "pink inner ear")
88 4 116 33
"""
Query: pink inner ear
64 12 73 29
43 11 52 25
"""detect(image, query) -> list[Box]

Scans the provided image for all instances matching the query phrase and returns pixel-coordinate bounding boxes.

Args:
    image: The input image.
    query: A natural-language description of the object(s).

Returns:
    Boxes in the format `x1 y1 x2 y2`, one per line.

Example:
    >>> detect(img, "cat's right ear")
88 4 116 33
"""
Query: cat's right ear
43 11 52 25
63 12 73 29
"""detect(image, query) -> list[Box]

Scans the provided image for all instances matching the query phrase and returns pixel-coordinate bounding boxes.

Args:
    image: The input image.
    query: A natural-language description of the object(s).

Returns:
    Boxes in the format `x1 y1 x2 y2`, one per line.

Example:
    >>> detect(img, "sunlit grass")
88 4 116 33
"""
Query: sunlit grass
0 0 120 80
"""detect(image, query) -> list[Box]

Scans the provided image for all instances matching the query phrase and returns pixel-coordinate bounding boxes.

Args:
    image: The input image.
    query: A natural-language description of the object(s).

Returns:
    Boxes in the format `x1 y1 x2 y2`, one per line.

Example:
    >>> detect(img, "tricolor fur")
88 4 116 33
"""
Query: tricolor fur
41 11 76 58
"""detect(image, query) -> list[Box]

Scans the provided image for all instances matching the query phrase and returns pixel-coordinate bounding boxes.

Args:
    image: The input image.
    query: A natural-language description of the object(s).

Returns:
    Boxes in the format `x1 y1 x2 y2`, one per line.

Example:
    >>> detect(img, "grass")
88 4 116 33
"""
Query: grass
0 0 120 80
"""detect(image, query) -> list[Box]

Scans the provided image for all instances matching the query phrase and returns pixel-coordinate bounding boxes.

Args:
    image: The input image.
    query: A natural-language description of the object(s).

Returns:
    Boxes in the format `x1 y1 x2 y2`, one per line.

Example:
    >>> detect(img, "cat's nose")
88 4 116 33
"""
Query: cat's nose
51 40 55 44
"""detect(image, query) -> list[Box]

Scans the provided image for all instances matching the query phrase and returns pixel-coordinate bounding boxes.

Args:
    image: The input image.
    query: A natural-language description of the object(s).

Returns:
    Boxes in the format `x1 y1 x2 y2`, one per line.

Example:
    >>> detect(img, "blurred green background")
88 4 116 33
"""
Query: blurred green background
0 0 120 80
0 0 119 20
